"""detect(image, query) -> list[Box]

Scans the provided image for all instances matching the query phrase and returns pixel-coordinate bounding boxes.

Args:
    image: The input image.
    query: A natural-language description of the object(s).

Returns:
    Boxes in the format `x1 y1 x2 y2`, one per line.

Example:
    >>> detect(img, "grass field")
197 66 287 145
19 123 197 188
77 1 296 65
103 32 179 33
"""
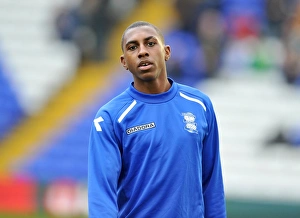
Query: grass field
227 199 300 218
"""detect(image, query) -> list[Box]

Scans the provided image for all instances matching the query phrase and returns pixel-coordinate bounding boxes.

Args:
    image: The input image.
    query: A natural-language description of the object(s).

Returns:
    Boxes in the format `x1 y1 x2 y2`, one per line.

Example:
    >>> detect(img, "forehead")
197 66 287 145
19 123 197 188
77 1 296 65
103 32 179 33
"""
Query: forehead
123 26 161 44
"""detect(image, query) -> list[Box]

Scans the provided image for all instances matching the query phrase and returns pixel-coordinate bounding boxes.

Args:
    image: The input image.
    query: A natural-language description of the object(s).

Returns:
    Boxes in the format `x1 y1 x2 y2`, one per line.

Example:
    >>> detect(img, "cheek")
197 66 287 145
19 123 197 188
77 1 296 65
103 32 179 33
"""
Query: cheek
123 56 132 67
158 54 166 65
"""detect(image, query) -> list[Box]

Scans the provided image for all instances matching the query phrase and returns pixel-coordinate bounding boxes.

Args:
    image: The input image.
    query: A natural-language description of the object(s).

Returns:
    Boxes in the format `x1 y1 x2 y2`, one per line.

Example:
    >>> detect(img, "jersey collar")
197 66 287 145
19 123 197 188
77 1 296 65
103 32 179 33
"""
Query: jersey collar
127 78 178 103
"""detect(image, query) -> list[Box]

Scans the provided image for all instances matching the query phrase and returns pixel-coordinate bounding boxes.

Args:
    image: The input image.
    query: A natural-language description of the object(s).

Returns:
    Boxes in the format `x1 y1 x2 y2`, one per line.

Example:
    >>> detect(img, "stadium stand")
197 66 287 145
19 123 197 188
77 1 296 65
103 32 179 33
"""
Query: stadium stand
17 73 131 182
0 0 80 115
201 72 300 203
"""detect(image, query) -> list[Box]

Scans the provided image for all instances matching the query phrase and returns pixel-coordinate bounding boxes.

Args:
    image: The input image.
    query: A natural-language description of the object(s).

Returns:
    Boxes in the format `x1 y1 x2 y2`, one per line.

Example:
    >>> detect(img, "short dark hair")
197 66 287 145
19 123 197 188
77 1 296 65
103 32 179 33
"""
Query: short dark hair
121 21 165 51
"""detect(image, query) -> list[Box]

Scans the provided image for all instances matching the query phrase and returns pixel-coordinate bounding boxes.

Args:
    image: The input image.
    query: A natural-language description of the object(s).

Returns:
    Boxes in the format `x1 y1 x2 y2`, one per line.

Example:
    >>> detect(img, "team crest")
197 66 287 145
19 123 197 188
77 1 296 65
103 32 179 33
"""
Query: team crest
182 112 198 134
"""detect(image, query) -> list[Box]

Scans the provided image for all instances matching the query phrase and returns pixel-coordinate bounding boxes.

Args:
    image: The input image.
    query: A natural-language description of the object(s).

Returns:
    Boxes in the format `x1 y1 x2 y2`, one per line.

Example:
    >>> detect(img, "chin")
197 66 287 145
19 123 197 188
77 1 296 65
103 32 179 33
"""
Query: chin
142 75 158 82
139 72 158 81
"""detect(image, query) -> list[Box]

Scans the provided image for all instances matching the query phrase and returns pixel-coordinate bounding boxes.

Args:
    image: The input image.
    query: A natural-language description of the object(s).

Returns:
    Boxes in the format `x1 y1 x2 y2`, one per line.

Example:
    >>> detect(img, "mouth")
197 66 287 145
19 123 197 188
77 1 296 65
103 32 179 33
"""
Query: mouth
138 61 153 70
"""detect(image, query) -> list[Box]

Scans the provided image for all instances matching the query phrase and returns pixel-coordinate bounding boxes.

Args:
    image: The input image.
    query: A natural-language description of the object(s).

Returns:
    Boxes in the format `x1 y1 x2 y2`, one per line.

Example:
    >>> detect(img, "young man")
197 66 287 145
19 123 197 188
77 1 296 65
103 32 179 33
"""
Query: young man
88 21 226 218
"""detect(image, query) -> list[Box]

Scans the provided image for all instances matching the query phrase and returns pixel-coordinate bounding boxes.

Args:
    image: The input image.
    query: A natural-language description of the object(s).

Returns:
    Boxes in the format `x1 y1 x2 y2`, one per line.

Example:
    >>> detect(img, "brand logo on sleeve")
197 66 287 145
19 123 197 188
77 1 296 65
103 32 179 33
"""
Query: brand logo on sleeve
182 112 198 134
126 122 156 135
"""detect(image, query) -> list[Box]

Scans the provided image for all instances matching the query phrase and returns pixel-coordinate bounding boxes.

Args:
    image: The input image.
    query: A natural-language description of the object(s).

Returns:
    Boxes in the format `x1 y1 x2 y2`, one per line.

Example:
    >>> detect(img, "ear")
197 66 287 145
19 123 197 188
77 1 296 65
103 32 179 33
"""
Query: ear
164 45 171 61
120 55 128 70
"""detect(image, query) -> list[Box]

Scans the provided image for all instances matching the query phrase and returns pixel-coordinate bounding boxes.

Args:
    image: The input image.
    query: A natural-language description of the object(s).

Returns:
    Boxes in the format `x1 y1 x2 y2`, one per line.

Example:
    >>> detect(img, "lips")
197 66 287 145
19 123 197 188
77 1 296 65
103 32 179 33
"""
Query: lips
138 60 153 70
138 60 152 67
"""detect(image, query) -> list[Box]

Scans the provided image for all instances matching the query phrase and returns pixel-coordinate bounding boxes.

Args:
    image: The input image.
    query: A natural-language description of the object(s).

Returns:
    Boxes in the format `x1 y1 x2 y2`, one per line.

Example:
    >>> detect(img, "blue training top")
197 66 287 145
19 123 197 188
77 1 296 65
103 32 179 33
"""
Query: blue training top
88 78 226 218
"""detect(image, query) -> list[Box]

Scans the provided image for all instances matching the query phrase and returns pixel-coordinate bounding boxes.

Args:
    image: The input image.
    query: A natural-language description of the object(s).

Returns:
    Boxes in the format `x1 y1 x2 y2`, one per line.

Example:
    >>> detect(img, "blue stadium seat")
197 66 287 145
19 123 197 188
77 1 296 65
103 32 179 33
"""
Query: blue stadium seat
0 52 25 140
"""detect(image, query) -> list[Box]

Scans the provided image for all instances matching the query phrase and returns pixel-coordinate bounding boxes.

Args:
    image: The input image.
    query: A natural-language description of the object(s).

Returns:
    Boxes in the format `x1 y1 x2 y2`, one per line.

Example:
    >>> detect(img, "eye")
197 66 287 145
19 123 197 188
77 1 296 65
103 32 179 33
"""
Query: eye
128 45 137 51
148 41 156 47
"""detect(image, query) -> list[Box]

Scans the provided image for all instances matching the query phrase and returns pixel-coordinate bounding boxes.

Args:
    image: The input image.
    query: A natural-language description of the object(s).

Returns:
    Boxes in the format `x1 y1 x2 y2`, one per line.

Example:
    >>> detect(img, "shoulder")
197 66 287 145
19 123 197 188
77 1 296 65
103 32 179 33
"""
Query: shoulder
94 88 134 120
176 83 213 108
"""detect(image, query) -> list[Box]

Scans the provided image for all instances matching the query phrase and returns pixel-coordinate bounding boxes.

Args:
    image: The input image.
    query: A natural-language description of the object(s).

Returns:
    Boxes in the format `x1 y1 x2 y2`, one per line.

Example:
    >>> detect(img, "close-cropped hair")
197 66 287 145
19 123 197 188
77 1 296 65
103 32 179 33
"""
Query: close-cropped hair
121 21 165 51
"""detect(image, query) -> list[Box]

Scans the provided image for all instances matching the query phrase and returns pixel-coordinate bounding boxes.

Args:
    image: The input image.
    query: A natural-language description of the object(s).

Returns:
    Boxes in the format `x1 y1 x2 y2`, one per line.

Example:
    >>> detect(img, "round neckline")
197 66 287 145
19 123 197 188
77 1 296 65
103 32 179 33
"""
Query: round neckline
126 78 177 103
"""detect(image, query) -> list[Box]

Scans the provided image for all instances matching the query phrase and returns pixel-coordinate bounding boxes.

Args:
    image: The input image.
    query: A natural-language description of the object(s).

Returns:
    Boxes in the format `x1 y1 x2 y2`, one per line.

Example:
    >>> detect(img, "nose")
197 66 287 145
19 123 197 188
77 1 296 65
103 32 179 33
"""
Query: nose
138 45 149 58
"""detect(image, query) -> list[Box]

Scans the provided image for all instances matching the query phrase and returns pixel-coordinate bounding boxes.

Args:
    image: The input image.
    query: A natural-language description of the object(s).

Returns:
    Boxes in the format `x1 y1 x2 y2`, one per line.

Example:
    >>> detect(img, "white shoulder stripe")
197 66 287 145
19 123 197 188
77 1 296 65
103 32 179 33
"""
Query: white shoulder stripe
179 92 206 111
118 100 137 123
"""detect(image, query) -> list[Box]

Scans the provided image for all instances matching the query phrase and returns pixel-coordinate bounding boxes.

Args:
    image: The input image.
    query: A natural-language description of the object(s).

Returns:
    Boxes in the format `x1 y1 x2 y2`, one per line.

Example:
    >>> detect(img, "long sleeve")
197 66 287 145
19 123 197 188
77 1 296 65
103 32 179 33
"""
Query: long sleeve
88 112 121 218
88 81 227 217
202 100 226 218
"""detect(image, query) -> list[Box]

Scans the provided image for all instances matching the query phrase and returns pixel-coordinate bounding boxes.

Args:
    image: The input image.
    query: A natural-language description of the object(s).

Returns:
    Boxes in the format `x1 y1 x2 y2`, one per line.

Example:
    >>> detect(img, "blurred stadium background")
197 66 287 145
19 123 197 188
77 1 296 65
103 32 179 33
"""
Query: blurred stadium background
0 0 300 217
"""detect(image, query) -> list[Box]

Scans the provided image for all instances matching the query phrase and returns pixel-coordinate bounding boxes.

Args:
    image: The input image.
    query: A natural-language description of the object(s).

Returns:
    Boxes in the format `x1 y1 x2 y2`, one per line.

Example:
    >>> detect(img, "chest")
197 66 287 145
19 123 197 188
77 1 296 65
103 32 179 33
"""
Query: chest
116 101 208 157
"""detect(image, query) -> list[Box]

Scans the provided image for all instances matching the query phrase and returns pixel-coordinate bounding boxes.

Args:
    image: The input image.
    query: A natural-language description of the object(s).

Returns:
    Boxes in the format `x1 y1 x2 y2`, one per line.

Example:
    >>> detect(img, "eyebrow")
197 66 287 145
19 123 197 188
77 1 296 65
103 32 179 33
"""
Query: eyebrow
125 36 157 47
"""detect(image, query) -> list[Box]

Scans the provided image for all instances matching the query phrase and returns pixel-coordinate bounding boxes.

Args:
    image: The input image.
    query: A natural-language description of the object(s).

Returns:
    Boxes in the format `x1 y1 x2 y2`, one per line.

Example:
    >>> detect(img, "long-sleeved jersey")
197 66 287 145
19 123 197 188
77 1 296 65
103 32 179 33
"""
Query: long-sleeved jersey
88 78 226 218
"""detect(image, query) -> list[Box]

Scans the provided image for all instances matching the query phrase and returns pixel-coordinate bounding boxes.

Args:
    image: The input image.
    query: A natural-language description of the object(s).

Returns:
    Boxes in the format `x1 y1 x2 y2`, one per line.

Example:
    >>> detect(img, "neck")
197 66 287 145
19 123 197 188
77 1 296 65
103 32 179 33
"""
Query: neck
133 78 171 94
